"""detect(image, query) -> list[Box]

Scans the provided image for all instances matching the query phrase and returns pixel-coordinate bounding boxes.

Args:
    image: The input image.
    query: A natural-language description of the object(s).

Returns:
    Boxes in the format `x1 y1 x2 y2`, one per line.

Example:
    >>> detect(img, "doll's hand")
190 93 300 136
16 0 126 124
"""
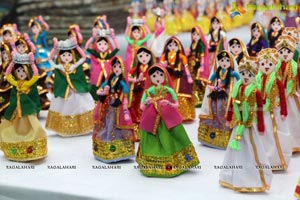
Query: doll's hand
124 109 131 121
144 97 153 106
127 16 131 25
159 99 169 106
142 16 146 24
207 84 216 91
161 61 168 68
92 27 97 38
23 33 30 41
53 37 58 49
138 73 144 82
185 48 190 56
187 75 193 84
217 79 223 88
281 115 286 121
226 121 231 127
38 15 44 23
72 37 78 46
110 28 115 38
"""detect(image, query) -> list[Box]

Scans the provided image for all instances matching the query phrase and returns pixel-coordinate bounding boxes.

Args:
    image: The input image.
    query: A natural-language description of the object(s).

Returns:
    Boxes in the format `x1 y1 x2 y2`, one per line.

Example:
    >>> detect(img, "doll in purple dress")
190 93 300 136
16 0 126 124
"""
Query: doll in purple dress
247 22 268 57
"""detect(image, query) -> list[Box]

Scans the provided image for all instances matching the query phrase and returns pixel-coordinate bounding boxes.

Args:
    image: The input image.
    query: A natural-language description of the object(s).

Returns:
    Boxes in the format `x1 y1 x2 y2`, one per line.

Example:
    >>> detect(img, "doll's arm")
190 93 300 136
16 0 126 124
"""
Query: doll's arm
256 90 265 134
29 52 38 76
277 79 288 117
70 45 86 71
85 28 97 49
122 94 131 121
226 99 233 126
5 60 15 76
110 28 120 49
38 16 49 31
8 38 17 55
140 90 153 110
125 16 131 35
23 33 36 53
97 84 110 95
159 87 179 108
49 37 59 60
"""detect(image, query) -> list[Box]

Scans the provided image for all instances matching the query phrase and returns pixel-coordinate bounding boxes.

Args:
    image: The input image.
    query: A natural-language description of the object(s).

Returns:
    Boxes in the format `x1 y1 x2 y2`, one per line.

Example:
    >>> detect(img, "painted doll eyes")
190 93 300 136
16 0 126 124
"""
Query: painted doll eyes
269 63 273 66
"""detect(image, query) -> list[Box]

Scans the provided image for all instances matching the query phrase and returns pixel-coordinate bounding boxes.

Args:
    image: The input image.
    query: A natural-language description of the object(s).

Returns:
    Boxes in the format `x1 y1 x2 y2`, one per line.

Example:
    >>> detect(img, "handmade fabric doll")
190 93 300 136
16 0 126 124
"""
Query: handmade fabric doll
187 26 209 107
128 47 155 141
0 23 20 43
46 37 94 137
160 36 194 121
256 48 291 169
136 64 199 177
125 16 151 73
275 36 300 154
268 16 284 48
208 16 227 68
0 52 47 161
148 7 166 62
28 16 52 78
282 27 300 63
219 57 273 193
179 0 195 32
0 42 13 122
9 35 50 110
93 56 135 163
247 22 269 57
85 27 120 101
163 0 181 35
194 0 210 34
296 178 300 199
144 0 156 32
228 38 249 66
198 50 240 149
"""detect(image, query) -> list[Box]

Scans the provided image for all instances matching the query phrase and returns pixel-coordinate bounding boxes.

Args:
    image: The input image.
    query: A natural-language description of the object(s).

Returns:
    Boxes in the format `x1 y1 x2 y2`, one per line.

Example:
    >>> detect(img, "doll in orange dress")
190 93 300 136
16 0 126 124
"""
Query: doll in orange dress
160 36 194 121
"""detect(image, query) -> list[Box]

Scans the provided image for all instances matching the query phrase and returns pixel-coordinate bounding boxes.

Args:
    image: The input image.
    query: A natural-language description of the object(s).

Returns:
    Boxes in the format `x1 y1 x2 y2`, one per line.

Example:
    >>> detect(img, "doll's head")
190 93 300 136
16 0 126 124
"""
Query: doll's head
257 48 278 75
282 27 299 45
167 39 179 52
2 30 13 42
1 24 18 42
94 37 112 53
238 58 258 85
15 37 29 54
136 47 154 65
229 38 243 56
0 43 11 63
275 35 296 62
58 50 74 64
110 56 126 79
210 17 221 32
30 22 41 35
148 65 165 86
217 51 232 69
131 26 143 40
269 16 284 33
191 27 201 42
251 22 264 39
13 64 30 80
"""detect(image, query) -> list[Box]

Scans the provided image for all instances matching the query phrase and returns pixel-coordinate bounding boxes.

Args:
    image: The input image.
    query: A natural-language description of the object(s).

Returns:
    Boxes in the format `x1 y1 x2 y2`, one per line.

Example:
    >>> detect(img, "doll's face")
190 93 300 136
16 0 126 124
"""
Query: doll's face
212 21 220 31
230 43 242 56
192 31 200 42
271 21 281 32
15 67 27 80
96 39 109 52
252 28 261 39
137 50 151 65
150 70 165 85
112 61 122 76
239 70 255 85
3 32 12 41
218 56 231 69
259 59 276 74
16 44 26 54
132 29 141 40
60 51 73 64
167 40 179 52
278 47 294 62
31 25 40 35
1 50 9 62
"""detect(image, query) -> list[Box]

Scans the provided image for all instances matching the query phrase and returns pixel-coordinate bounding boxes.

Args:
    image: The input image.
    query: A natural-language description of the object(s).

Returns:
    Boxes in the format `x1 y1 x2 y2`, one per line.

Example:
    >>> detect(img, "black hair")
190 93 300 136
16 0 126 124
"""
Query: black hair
60 49 72 54
148 66 164 76
131 26 140 32
165 38 180 68
133 47 153 76
229 39 241 46
3 30 12 36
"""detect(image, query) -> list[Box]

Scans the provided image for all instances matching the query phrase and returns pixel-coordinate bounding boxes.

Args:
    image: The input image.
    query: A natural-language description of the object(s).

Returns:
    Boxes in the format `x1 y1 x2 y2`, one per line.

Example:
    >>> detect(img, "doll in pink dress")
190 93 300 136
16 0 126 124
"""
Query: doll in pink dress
93 56 135 163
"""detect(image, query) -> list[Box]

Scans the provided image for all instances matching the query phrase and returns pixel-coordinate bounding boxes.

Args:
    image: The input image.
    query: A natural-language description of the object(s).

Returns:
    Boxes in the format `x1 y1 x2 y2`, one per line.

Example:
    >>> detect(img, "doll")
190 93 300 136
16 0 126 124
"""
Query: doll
0 52 47 161
9 35 50 110
268 16 284 49
136 64 199 177
0 23 20 43
46 37 95 137
219 57 273 193
194 0 210 34
282 27 300 63
163 0 180 35
275 36 300 154
296 178 300 199
67 24 90 82
179 0 195 32
144 0 157 32
256 48 291 169
198 50 240 149
187 26 209 107
125 16 151 73
228 38 249 66
148 7 166 62
247 22 269 57
28 16 52 78
160 36 194 121
0 42 13 122
85 27 120 101
128 47 155 141
208 16 227 69
93 56 135 163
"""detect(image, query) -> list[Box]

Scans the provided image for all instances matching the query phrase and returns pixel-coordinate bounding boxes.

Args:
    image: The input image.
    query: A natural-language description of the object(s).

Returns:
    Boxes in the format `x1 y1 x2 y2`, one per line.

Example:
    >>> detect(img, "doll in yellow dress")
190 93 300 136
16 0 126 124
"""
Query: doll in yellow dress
0 52 47 161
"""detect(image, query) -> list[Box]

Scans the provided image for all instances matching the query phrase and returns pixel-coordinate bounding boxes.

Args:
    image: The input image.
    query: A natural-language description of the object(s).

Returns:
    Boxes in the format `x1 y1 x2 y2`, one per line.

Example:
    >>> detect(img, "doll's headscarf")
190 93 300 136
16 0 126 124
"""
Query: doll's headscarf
282 27 299 44
162 36 185 55
28 16 44 32
191 26 210 79
144 63 174 90
268 16 284 33
275 34 297 52
109 56 127 83
229 38 249 58
215 50 235 70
